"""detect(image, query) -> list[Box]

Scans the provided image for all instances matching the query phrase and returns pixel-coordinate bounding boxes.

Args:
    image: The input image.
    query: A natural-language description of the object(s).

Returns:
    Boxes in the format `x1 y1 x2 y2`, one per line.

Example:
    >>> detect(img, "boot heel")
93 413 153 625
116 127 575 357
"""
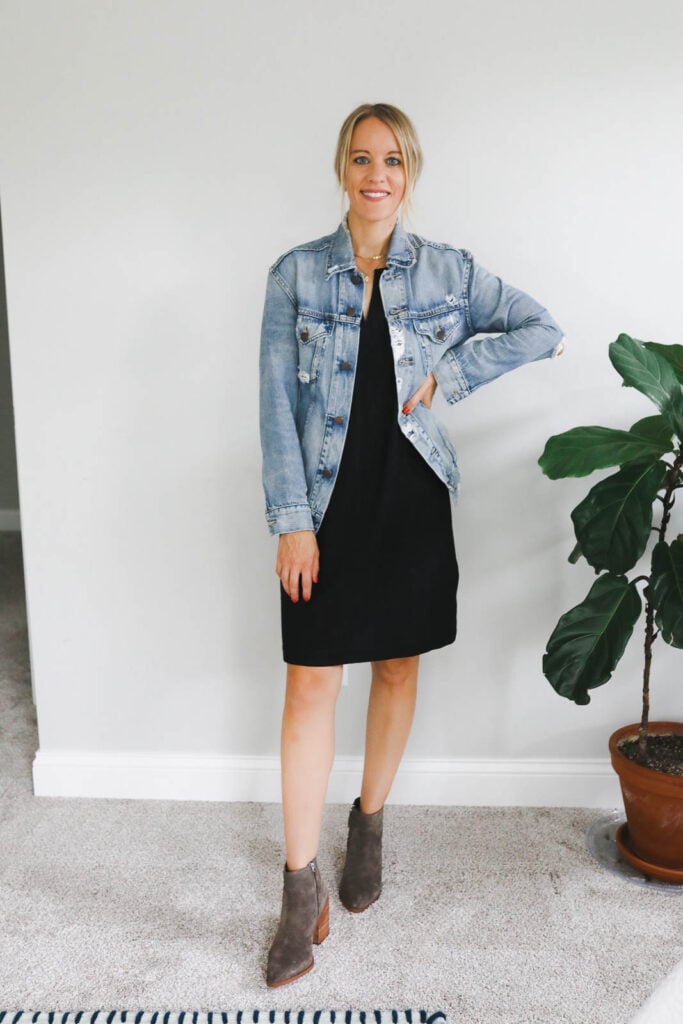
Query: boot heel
313 896 329 944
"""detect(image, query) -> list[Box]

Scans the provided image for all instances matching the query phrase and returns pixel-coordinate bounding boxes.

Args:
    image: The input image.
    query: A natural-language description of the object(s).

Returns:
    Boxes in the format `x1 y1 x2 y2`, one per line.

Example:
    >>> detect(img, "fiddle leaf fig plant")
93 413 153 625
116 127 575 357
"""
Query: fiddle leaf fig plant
538 333 683 761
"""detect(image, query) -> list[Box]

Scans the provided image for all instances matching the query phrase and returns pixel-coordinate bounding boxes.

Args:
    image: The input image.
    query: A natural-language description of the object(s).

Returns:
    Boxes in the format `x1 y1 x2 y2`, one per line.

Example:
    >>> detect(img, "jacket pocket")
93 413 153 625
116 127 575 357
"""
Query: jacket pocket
295 313 330 383
412 304 465 372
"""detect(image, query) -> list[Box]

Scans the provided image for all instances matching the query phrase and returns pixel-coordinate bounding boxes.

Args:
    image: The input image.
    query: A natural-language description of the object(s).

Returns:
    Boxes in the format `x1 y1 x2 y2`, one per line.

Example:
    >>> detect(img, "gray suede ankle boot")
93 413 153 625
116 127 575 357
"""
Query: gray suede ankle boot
339 795 383 912
266 856 329 988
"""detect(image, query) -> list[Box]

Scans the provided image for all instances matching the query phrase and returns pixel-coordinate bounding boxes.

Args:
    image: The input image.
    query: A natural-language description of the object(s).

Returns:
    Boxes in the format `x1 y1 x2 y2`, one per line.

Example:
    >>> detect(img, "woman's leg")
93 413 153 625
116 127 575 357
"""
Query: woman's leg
360 654 420 812
281 662 343 869
267 663 341 987
338 655 419 912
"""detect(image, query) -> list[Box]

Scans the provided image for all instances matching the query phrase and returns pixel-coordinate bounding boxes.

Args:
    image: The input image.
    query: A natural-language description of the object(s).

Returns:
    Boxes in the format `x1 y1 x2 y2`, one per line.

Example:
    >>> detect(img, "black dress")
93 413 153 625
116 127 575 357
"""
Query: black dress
281 268 459 666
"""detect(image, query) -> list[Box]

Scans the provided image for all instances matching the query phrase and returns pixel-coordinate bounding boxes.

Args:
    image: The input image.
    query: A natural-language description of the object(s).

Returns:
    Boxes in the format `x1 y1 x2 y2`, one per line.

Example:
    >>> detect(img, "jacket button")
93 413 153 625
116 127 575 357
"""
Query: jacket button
322 467 333 478
300 327 309 341
345 305 356 317
351 273 362 285
333 415 344 424
341 360 352 370
435 327 445 340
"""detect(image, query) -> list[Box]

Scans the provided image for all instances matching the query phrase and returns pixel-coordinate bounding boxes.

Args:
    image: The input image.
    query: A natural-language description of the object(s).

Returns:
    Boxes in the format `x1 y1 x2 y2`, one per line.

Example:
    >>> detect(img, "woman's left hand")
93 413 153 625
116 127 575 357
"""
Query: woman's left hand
402 371 437 415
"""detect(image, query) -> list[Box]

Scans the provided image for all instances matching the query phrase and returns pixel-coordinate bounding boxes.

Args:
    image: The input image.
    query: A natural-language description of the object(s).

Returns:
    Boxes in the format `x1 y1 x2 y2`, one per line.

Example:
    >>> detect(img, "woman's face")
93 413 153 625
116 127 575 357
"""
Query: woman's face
344 116 406 231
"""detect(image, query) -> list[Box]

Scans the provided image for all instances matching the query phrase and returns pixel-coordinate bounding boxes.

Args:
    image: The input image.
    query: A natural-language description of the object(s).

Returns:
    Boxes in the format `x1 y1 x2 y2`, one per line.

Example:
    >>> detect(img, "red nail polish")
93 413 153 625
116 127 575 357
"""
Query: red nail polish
402 404 410 415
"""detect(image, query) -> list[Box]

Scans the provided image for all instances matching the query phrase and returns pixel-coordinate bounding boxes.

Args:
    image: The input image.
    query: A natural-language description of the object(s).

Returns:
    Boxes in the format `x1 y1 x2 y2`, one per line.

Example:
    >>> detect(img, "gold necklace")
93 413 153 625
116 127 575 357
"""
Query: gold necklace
354 251 388 284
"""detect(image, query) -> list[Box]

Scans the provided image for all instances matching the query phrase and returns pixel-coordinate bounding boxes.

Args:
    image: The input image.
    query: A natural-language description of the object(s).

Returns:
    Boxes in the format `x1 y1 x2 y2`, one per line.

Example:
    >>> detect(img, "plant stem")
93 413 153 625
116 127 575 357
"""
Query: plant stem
657 458 682 544
638 599 655 759
637 450 683 758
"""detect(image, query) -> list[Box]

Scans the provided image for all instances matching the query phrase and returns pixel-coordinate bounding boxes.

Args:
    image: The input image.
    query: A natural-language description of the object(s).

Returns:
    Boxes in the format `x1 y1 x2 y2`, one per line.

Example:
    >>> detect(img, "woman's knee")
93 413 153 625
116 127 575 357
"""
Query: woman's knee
371 654 420 686
284 663 343 713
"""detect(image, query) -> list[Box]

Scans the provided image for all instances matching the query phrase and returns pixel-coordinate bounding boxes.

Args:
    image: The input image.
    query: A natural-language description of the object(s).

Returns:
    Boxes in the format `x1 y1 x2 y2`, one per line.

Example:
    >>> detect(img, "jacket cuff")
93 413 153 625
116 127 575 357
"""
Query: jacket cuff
265 503 315 536
431 349 472 405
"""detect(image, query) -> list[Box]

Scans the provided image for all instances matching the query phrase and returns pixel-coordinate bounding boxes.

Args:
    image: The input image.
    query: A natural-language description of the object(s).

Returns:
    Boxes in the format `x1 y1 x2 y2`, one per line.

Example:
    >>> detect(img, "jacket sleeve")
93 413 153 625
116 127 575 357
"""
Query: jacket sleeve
258 265 315 536
431 251 566 405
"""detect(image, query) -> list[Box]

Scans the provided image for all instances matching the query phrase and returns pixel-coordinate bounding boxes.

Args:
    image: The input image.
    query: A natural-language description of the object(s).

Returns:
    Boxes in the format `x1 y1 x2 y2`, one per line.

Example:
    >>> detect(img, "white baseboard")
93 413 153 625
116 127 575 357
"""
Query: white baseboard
0 508 21 531
32 750 622 807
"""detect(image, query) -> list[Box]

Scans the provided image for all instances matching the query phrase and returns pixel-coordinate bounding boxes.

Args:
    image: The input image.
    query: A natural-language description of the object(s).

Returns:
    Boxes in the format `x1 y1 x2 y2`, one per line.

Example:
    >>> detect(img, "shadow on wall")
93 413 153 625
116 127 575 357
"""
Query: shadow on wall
0 198 20 529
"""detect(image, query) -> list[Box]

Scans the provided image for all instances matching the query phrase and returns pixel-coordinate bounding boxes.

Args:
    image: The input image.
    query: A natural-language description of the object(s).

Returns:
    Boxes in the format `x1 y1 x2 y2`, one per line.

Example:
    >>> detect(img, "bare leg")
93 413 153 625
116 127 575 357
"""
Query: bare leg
281 662 343 870
359 655 419 813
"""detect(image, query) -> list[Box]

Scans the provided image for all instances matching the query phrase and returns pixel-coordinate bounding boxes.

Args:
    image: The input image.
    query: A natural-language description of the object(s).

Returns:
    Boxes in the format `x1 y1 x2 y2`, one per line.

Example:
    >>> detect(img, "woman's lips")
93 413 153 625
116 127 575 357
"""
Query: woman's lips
361 190 389 202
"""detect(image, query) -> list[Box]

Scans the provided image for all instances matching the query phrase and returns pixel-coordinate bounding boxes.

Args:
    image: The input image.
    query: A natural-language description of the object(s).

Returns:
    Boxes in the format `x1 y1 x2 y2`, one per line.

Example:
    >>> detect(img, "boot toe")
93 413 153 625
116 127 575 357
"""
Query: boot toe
266 948 314 987
339 879 381 912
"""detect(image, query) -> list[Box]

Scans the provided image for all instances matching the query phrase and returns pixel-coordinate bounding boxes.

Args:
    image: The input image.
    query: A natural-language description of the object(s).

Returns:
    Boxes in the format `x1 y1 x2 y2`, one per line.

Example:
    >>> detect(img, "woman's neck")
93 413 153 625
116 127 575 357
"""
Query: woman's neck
347 210 397 258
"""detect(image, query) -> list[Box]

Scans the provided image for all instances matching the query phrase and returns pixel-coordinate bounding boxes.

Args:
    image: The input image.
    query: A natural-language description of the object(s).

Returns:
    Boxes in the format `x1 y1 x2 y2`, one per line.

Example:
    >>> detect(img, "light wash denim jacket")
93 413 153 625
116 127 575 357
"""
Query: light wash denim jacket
259 214 565 536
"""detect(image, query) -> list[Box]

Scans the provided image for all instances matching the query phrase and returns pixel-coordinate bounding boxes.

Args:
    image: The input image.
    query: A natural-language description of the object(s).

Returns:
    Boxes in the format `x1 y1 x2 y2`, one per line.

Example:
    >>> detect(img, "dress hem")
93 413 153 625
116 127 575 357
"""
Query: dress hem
282 631 457 667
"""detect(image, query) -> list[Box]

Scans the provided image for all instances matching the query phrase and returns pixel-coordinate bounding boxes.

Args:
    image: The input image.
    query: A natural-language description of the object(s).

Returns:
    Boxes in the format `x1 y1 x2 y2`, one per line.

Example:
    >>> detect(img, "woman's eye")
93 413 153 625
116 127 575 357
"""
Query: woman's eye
387 157 401 166
353 156 369 164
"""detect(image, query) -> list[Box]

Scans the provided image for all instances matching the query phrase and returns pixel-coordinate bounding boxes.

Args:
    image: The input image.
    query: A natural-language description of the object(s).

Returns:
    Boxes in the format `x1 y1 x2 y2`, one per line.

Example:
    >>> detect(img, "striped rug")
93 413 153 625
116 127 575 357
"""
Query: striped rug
0 1014 447 1024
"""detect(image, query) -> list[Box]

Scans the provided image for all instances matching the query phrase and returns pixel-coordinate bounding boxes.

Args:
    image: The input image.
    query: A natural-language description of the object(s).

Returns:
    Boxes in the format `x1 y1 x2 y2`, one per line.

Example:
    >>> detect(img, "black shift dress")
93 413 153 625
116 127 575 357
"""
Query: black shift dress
281 268 459 665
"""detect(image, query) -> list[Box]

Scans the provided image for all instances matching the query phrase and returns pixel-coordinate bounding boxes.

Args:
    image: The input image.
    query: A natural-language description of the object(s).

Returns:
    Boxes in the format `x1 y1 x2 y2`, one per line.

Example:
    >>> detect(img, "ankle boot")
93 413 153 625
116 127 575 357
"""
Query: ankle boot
266 855 329 988
339 795 383 912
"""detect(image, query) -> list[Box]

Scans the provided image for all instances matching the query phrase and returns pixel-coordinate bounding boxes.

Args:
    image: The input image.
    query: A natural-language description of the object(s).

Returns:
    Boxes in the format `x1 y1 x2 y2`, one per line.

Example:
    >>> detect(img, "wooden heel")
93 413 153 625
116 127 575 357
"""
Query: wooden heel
313 896 329 944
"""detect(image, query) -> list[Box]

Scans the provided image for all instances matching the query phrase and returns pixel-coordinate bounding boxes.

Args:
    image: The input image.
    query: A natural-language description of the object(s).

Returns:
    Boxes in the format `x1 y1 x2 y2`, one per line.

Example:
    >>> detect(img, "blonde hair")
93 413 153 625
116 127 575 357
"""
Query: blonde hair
334 102 423 227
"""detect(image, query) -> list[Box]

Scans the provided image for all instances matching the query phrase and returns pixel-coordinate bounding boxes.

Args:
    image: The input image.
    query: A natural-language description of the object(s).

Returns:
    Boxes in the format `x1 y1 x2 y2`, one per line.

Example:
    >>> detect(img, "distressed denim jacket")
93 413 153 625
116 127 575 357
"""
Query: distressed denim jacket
259 214 565 536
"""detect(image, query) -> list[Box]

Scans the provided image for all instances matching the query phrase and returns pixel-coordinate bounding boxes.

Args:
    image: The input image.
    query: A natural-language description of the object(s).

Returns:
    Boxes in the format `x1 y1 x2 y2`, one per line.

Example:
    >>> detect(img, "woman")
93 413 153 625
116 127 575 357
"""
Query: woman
258 102 565 988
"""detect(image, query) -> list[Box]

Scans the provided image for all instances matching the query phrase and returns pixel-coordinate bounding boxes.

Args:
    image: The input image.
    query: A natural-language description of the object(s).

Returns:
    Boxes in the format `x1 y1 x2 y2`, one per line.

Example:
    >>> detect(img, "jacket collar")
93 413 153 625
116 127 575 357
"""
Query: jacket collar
326 212 416 277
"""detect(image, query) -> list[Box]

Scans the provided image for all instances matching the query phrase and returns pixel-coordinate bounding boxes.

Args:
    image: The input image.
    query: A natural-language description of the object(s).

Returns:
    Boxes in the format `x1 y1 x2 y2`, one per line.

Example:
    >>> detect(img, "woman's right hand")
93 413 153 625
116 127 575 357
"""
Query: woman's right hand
276 530 319 603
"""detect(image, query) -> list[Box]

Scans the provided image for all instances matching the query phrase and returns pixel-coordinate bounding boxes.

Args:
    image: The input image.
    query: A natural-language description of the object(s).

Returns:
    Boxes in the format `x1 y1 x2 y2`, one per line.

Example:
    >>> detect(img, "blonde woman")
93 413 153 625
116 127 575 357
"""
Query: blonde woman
258 102 565 987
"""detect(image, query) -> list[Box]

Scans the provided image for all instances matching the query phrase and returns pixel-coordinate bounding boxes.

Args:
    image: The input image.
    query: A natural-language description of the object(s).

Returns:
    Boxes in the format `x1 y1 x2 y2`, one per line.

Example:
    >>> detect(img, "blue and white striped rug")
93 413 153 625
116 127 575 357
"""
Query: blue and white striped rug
0 1014 447 1024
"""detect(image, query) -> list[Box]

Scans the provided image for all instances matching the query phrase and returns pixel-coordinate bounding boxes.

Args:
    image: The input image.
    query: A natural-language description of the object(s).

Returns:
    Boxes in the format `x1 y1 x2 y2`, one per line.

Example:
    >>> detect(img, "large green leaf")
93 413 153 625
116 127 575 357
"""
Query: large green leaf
650 539 683 648
543 574 642 704
538 425 672 479
609 333 683 441
570 460 668 573
643 343 683 385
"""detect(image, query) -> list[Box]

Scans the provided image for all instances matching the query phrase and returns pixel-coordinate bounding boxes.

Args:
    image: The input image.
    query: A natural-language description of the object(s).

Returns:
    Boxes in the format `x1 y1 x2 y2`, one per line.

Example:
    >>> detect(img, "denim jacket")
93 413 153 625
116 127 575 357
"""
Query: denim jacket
259 214 565 536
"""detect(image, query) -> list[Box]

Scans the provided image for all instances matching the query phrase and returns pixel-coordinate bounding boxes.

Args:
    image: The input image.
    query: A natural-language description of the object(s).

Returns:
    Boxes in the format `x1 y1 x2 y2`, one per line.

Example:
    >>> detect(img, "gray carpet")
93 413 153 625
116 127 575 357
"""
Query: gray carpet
1 531 681 1022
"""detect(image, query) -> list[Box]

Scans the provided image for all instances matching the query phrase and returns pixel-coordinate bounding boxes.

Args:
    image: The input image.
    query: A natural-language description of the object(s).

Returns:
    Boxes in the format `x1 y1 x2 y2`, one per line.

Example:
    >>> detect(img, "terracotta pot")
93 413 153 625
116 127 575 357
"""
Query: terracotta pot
609 721 683 884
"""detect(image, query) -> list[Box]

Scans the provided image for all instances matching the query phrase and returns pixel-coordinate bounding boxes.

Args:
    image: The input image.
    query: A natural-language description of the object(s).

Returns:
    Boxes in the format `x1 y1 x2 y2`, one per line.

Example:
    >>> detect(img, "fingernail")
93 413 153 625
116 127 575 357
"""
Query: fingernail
402 404 410 415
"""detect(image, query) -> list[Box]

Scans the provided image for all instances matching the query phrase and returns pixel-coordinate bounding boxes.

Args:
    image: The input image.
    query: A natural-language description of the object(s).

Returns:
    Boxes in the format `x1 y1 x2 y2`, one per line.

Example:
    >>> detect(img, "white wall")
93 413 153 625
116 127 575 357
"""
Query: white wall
1 0 681 803
0 209 20 519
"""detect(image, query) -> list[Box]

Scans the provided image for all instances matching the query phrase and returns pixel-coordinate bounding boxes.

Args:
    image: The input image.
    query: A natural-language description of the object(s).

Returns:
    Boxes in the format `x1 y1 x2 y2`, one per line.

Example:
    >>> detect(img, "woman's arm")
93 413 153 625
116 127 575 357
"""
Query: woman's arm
431 252 566 405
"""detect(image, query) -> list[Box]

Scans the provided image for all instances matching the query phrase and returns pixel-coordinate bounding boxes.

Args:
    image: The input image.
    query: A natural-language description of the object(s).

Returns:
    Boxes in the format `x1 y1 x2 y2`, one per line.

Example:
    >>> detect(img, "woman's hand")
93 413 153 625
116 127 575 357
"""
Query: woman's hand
277 529 319 603
402 371 437 414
